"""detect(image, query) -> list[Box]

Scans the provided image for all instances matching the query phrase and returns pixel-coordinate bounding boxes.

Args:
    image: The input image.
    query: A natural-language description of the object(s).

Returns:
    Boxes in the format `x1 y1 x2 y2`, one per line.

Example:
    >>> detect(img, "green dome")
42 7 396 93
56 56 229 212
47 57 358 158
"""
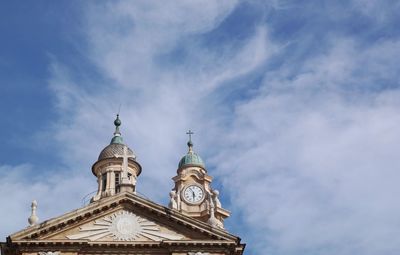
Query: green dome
178 137 205 169
178 152 205 169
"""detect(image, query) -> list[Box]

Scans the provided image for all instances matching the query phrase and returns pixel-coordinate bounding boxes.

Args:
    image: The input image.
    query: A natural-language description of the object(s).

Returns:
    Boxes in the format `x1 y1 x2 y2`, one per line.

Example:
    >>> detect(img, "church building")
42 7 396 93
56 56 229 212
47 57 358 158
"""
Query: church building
1 115 245 255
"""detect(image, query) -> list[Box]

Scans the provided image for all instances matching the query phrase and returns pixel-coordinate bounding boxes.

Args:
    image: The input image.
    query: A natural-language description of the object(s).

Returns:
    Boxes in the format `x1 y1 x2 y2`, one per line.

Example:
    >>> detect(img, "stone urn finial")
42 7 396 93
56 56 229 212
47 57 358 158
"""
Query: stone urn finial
28 200 39 226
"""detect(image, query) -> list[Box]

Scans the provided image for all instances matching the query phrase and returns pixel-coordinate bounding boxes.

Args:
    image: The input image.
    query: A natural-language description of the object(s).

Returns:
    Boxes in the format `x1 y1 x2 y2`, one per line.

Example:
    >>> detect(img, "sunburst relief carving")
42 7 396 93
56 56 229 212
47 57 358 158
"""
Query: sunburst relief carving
67 211 183 241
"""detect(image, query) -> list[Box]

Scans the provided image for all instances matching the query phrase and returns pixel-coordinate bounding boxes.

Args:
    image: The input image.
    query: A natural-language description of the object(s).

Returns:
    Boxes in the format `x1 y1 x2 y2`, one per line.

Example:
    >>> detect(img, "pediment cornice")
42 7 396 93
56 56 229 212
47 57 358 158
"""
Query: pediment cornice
9 192 241 244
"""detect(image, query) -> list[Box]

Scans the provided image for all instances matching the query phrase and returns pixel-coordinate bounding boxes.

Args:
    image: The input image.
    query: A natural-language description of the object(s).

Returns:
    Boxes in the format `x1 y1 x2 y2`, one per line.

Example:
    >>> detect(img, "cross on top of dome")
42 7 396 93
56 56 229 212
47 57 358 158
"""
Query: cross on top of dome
186 129 194 151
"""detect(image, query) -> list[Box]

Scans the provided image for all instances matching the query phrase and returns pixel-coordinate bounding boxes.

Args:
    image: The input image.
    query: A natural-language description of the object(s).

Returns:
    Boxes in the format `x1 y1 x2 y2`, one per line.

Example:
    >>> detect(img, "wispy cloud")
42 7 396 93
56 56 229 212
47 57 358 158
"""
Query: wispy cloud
2 1 400 254
0 164 94 239
212 31 400 254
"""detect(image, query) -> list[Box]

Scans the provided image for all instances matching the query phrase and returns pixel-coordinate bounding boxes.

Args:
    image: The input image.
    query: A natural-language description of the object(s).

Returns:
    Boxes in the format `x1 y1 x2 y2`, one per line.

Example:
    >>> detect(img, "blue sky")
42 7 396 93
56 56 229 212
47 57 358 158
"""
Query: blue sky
1 1 400 255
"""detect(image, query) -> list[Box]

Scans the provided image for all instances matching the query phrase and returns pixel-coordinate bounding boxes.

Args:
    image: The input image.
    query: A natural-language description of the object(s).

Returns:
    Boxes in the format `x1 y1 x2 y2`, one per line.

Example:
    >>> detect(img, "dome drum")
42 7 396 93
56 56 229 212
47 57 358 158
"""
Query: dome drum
91 158 142 177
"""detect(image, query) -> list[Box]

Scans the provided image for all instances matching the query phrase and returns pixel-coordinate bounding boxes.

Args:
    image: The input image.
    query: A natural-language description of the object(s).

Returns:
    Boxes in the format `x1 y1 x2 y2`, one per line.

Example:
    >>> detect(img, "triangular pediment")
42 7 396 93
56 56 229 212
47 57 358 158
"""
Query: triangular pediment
10 192 240 245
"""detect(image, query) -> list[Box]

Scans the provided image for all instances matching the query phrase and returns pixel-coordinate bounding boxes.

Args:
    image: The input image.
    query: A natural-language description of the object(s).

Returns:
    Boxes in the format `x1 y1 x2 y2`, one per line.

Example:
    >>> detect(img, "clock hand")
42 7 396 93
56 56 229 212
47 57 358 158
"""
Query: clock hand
188 187 195 198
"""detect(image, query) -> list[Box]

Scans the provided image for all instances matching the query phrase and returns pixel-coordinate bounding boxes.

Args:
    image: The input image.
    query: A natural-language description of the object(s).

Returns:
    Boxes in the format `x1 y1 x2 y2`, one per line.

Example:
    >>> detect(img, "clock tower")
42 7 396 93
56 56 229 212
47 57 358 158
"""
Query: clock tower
169 131 231 228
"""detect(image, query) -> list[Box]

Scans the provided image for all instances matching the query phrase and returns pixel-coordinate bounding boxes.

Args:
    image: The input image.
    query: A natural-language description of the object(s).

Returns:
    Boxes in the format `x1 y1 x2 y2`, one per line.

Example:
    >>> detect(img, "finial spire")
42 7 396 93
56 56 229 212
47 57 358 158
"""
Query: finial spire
186 130 194 152
28 200 39 226
111 114 124 144
114 114 121 136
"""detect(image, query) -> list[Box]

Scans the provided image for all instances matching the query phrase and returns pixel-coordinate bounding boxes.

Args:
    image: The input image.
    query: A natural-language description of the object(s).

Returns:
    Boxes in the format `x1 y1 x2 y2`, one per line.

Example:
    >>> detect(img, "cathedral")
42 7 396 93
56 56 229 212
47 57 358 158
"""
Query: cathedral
0 115 245 255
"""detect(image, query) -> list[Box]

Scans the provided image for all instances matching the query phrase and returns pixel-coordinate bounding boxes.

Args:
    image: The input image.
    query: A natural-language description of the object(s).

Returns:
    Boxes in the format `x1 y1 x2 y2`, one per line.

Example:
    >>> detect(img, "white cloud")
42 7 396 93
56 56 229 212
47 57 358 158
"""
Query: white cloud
212 39 400 254
3 1 400 255
351 0 400 23
0 164 94 240
45 1 271 204
83 0 239 88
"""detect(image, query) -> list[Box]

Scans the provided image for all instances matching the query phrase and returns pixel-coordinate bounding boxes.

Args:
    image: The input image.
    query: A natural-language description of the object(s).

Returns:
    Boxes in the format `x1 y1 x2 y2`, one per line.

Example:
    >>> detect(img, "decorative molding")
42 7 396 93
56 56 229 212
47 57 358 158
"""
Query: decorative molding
180 169 205 180
38 252 59 255
66 210 183 241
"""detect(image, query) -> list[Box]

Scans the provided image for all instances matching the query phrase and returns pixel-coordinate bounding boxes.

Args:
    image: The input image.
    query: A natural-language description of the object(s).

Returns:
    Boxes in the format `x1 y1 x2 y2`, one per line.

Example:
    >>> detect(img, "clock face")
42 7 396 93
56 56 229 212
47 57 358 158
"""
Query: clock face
182 185 204 204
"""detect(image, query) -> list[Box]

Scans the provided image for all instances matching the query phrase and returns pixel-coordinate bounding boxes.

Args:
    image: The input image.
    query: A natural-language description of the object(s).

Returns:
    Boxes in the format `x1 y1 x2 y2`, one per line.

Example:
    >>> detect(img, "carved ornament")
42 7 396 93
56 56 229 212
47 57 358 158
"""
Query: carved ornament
67 210 183 241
